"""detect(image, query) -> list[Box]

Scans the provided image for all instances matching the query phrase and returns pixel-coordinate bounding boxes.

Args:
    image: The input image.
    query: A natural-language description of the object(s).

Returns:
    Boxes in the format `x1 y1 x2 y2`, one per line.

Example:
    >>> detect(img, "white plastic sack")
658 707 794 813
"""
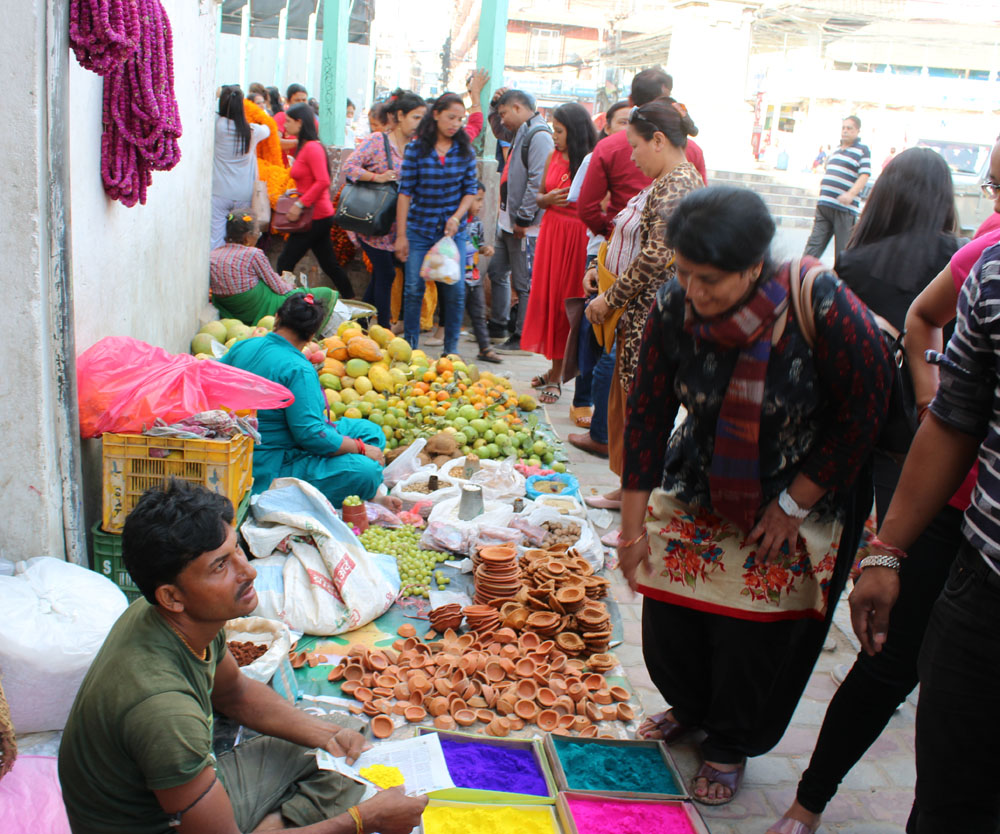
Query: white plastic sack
422 495 515 555
382 438 432 489
224 616 292 684
522 506 604 571
390 470 460 510
0 557 128 733
243 478 400 635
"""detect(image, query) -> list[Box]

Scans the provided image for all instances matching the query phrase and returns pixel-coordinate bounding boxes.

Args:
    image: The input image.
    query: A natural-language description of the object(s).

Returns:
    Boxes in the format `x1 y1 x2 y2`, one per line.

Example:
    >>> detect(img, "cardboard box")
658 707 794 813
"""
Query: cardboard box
555 791 710 834
420 797 564 834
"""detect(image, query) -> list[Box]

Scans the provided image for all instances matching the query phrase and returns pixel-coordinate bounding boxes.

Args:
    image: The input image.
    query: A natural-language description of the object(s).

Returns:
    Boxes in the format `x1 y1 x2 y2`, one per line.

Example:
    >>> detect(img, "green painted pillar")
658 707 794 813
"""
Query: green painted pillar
319 0 350 147
476 0 509 158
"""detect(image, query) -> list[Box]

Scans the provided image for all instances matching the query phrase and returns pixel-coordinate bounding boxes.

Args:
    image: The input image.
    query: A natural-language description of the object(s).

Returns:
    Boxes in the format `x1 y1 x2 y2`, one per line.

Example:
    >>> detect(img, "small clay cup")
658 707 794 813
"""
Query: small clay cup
616 703 635 722
516 679 537 700
537 687 557 707
579 725 599 738
434 715 457 731
404 705 427 723
476 708 494 724
514 699 539 721
341 680 361 696
371 714 394 739
536 709 559 731
609 685 630 702
454 709 477 727
354 687 373 703
557 713 576 729
427 696 450 717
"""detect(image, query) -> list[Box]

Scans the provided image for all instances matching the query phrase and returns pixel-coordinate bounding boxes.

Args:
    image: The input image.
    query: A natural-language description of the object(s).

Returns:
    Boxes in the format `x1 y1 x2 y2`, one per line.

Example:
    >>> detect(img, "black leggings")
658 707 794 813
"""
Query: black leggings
276 215 354 299
796 455 963 815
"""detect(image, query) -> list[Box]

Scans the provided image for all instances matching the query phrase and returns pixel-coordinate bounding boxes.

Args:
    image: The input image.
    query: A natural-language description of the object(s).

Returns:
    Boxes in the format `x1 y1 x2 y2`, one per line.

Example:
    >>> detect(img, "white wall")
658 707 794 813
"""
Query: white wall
0 0 67 562
71 0 218 355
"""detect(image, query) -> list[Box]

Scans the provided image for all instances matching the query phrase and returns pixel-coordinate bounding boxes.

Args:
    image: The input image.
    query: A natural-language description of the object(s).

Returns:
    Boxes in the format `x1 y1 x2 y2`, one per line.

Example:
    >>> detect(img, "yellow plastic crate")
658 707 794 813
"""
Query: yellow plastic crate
102 433 253 533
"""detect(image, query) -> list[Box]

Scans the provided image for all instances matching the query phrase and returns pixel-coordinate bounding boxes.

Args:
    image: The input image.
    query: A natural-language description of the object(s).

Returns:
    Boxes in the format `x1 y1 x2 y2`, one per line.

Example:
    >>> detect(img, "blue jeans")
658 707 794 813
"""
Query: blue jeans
403 228 467 355
588 347 615 445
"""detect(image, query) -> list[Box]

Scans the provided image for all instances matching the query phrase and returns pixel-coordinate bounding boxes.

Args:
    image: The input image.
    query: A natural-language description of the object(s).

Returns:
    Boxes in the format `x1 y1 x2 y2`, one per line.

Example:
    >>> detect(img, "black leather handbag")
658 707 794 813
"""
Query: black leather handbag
335 133 398 236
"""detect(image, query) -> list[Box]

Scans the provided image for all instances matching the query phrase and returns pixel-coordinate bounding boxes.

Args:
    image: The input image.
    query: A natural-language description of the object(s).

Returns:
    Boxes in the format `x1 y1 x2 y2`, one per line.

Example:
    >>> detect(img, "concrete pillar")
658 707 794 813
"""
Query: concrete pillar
476 0 509 158
665 0 755 169
319 0 351 146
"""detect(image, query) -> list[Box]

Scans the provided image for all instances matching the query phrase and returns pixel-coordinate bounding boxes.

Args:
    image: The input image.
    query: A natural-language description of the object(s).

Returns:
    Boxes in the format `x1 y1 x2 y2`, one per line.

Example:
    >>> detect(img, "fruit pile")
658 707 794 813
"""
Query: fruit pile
358 525 451 598
190 316 559 464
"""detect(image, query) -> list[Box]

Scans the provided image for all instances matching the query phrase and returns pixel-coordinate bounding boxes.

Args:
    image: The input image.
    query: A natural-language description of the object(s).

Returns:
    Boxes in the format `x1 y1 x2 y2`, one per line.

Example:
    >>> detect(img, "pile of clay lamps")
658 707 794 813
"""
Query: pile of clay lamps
460 604 501 633
474 545 521 605
325 627 631 740
428 603 463 632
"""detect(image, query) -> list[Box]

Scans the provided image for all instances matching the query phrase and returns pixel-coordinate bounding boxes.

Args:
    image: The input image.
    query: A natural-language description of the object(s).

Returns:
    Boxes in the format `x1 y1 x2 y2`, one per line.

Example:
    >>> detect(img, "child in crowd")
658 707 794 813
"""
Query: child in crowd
465 182 502 363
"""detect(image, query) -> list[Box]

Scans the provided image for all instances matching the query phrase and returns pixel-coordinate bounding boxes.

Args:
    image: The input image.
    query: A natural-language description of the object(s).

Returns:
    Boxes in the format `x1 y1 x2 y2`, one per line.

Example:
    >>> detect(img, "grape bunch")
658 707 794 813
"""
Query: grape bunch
359 525 451 598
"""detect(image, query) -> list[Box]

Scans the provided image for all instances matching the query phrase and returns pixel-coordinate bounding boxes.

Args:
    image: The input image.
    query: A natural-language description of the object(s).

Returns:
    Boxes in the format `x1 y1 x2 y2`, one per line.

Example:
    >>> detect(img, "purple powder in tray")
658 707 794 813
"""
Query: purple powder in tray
439 738 549 796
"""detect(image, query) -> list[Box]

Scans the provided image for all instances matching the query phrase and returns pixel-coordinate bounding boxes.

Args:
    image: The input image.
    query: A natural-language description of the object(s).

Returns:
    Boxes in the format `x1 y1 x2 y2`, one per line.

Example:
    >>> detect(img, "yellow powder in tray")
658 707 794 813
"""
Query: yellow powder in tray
422 804 557 834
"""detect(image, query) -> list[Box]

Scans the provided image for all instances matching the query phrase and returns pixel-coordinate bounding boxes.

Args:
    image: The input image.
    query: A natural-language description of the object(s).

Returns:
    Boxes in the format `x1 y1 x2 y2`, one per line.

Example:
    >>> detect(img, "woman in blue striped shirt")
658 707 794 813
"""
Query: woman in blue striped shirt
394 93 480 355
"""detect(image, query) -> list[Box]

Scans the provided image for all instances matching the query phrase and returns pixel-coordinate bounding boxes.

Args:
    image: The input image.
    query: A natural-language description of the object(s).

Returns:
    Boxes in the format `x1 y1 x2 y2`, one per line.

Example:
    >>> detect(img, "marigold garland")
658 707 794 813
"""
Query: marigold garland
244 99 283 169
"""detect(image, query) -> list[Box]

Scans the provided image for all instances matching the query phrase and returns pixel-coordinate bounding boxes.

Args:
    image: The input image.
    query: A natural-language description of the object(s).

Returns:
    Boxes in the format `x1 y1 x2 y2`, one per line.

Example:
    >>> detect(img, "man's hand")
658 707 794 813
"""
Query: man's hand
512 225 527 240
324 726 371 766
582 267 598 295
490 86 510 107
836 192 855 206
747 498 804 564
849 566 900 656
480 244 495 257
394 237 409 262
358 787 428 834
444 216 460 237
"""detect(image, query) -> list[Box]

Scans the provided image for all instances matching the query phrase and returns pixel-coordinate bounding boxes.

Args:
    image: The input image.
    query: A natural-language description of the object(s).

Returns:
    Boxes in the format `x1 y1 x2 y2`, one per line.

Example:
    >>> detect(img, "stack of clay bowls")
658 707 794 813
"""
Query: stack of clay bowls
318 628 635 740
429 603 463 633
461 604 501 633
474 545 521 606
575 603 612 655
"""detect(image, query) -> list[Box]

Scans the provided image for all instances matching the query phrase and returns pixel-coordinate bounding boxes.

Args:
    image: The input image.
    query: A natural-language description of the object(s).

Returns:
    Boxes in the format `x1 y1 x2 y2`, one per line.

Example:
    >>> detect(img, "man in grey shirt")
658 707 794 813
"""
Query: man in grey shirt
488 90 553 352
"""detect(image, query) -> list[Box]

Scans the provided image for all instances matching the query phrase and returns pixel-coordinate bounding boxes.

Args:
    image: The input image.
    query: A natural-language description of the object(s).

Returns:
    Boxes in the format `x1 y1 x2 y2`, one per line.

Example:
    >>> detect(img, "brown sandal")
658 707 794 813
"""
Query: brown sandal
691 760 746 806
538 383 561 404
636 711 689 743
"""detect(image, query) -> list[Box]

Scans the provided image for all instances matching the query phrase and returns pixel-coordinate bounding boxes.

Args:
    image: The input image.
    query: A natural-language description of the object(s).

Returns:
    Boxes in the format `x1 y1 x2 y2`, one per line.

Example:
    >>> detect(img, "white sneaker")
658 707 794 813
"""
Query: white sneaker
830 663 851 687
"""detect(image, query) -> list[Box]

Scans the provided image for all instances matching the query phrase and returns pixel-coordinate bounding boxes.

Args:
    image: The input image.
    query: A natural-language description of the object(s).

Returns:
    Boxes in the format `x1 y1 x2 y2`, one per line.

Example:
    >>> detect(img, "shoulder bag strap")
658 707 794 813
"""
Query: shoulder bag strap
382 131 394 172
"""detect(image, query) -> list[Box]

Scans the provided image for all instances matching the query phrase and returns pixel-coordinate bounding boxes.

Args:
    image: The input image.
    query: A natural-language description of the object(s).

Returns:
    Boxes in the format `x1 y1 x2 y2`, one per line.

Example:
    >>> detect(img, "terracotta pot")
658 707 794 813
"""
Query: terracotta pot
343 664 364 682
514 658 536 678
572 715 590 732
484 661 505 682
609 685 630 702
579 725 599 738
601 705 618 721
516 679 537 700
449 698 468 717
567 682 587 702
476 708 495 724
519 632 541 651
487 717 511 737
362 702 380 717
557 713 577 729
585 702 603 723
468 696 488 709
371 715 394 739
341 680 361 696
392 703 408 716
536 709 559 731
616 703 635 722
372 687 393 698
434 679 452 696
393 682 410 700
480 684 497 706
434 715 457 731
514 699 538 721
369 653 389 671
537 687 557 707
354 687 373 703
340 502 368 532
454 709 477 727
584 673 605 691
404 705 427 723
427 696 450 717
575 699 588 717
508 717 525 731
593 689 613 705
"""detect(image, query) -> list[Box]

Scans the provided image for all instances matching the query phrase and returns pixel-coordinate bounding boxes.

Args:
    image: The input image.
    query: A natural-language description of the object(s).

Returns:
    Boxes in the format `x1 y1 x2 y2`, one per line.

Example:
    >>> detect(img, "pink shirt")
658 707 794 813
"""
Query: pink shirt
290 141 334 219
976 211 1000 239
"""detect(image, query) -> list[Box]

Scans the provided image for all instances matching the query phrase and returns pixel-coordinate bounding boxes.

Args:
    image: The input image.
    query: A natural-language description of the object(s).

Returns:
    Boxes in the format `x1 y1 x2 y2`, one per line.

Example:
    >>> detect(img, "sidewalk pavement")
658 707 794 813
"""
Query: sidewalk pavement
495 345 914 834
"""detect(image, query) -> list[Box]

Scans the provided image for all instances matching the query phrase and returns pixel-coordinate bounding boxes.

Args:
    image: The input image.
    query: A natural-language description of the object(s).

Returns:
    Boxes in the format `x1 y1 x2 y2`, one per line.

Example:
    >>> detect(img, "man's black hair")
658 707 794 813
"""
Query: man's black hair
122 481 234 605
845 114 861 130
630 68 673 107
496 89 535 111
286 83 308 101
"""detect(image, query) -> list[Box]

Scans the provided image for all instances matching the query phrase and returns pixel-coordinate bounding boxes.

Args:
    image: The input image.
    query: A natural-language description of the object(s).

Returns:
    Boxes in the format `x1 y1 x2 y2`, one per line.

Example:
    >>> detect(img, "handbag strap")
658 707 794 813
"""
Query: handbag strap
382 132 394 172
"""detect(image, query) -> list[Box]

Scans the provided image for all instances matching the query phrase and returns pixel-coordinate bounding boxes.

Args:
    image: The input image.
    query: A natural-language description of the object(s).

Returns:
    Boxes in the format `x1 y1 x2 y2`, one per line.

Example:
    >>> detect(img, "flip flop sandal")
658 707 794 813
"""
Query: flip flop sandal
636 711 689 743
531 374 550 389
691 761 746 806
538 383 561 404
570 405 593 427
767 818 820 834
477 351 503 364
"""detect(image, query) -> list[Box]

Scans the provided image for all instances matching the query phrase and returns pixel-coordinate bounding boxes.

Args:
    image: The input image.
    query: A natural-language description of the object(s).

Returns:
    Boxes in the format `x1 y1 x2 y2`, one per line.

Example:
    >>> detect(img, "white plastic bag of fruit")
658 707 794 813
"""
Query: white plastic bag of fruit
419 236 461 284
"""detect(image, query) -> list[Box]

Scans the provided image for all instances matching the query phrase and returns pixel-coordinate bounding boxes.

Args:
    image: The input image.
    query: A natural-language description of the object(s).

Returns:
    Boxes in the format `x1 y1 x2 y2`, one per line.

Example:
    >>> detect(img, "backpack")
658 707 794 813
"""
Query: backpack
520 121 553 168
782 256 918 459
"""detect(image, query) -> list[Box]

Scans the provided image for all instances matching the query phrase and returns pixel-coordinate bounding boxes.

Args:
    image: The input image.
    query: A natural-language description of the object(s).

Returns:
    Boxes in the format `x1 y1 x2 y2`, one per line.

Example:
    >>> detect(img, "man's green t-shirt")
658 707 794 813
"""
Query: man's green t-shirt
58 600 227 833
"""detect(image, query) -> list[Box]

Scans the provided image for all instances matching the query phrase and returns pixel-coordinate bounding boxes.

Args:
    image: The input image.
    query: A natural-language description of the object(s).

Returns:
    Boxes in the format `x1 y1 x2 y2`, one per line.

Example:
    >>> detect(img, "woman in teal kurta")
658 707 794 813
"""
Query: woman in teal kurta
221 294 392 507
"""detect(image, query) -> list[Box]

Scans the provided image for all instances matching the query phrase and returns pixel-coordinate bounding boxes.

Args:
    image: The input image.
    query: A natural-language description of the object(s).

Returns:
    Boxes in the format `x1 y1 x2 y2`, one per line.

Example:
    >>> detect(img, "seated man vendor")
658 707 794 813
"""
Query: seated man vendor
221 293 400 510
58 481 425 834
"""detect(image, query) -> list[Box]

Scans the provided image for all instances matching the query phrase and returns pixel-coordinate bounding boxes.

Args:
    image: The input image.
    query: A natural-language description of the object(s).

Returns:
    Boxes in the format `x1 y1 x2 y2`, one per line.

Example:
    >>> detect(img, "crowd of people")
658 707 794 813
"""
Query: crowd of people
63 58 1000 834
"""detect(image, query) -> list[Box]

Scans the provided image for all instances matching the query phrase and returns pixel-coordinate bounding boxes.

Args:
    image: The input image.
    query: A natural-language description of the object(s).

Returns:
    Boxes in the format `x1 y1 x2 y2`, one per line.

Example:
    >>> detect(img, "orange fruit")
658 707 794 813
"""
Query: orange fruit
423 370 436 383
436 390 449 402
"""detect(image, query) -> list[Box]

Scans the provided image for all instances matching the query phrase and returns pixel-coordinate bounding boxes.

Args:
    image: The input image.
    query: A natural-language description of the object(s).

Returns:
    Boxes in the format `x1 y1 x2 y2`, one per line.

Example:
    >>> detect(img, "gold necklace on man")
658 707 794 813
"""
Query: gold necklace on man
166 619 208 661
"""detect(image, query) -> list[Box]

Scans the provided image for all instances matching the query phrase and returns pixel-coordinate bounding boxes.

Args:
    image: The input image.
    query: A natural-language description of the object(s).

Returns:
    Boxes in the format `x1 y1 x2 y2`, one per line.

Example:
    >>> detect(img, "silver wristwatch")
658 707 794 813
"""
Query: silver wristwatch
858 554 902 572
778 489 809 519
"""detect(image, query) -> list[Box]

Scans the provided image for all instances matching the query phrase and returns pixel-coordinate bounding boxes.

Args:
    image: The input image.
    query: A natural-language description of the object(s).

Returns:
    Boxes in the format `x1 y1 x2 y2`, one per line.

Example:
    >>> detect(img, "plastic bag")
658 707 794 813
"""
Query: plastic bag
521 505 604 571
422 496 515 555
242 478 400 635
0 557 128 733
224 616 292 684
390 470 461 510
77 336 293 438
382 439 431 489
474 526 524 550
526 472 580 501
419 236 461 284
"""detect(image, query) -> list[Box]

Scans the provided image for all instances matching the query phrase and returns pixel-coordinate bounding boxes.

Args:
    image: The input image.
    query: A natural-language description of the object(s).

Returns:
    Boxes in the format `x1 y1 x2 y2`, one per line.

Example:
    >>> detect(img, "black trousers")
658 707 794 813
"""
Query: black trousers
276 215 354 299
906 543 1000 834
796 454 963 814
642 479 870 764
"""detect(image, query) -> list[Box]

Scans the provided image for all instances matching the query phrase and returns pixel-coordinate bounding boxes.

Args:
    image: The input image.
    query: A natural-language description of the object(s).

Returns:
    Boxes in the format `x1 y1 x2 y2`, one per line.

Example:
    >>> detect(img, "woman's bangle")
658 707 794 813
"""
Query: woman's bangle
355 438 365 455
347 805 364 834
868 534 907 561
618 529 648 549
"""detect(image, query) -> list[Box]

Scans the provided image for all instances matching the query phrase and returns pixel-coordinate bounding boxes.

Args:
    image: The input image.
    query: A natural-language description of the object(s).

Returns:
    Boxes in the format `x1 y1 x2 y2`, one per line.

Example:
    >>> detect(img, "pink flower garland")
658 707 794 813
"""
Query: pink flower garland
70 0 182 207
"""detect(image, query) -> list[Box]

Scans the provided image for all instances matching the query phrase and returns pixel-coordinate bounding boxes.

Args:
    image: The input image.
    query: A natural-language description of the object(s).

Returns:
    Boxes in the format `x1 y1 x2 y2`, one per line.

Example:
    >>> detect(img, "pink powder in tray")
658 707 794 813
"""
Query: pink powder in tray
566 795 697 834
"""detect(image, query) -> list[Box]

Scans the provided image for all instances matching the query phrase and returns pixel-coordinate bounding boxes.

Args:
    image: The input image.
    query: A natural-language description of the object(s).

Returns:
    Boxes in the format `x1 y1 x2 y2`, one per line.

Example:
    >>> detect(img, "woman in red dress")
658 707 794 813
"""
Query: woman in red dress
521 103 598 403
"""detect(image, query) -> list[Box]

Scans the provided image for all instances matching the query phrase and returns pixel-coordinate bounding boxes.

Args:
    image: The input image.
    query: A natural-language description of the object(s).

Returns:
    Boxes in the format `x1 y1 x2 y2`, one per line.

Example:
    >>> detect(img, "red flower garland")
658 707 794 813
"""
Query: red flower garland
70 0 182 207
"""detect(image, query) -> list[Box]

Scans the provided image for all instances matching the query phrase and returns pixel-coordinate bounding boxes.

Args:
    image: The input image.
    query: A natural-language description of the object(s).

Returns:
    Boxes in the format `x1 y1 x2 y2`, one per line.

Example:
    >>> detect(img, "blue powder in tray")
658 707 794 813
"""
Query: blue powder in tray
553 737 679 794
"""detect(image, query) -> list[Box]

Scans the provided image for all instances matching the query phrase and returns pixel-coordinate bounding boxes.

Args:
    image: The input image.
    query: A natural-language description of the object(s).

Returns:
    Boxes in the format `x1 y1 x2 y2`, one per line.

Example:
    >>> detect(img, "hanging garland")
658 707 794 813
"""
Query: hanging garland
70 0 182 207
